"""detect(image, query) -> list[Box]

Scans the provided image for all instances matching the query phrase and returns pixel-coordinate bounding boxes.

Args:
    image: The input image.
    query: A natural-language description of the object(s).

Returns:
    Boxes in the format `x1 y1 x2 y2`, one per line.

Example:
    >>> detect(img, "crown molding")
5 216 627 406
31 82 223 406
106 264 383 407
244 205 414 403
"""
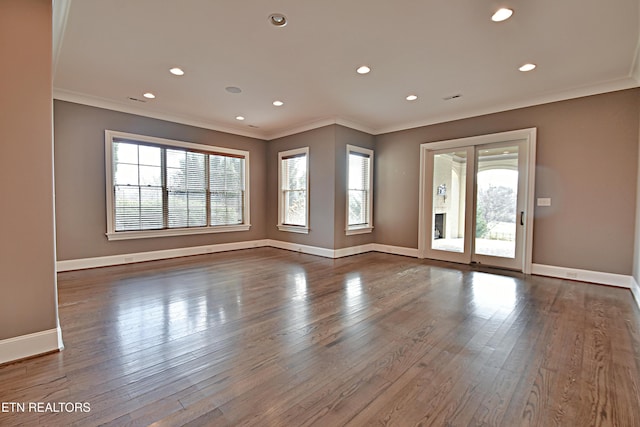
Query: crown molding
373 77 639 135
53 88 266 140
264 117 376 140
334 118 377 136
55 77 639 143
50 1 639 141
53 89 375 141
52 0 72 79
264 117 338 140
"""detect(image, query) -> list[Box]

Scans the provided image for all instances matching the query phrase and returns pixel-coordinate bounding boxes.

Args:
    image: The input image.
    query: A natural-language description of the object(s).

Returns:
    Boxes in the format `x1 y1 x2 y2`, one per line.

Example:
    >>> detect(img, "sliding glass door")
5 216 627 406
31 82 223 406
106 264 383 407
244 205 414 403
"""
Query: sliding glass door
421 135 531 271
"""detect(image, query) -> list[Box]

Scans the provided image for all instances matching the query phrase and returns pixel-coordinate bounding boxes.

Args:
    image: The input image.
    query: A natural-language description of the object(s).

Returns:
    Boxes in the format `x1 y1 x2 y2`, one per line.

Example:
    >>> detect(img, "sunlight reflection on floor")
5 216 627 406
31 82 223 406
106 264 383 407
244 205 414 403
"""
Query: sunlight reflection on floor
470 272 517 318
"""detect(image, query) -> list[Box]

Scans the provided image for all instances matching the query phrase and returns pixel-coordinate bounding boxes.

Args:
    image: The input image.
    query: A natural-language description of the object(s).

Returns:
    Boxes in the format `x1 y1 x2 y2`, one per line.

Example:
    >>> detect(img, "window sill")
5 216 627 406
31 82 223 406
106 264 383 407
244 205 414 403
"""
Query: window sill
106 224 251 241
277 224 309 234
346 225 374 236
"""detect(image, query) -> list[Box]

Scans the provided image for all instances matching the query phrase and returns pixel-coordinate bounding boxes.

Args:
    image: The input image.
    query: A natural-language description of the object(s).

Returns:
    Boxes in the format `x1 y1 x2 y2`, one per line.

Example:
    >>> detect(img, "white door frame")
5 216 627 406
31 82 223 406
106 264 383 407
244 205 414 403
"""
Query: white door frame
418 128 537 274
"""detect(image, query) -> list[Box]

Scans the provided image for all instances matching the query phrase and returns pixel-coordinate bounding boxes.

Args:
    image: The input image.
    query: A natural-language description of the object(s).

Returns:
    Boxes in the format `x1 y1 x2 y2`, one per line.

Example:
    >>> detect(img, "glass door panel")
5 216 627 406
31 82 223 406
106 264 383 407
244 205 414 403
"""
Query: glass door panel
432 151 467 253
472 140 526 270
474 145 519 258
424 146 474 264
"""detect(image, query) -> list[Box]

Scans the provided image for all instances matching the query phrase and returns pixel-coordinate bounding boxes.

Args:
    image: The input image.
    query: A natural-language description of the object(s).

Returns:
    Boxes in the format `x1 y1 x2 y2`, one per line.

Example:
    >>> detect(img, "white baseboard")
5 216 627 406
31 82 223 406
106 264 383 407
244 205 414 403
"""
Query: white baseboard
266 239 336 258
334 243 376 258
631 277 640 310
0 327 63 365
373 243 420 258
57 243 635 297
260 240 419 259
56 240 421 271
56 239 270 272
531 263 633 289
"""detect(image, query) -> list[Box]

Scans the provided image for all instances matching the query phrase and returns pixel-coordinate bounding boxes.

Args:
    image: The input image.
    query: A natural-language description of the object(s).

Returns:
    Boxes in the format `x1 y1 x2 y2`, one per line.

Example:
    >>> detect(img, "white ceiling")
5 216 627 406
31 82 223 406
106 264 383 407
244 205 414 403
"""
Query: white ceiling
53 0 640 140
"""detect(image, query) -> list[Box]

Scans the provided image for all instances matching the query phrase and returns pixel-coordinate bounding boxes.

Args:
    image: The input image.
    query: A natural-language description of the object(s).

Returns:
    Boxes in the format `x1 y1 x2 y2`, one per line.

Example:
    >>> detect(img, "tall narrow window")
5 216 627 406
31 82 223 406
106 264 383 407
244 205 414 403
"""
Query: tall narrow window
106 130 250 240
346 145 373 234
278 147 309 233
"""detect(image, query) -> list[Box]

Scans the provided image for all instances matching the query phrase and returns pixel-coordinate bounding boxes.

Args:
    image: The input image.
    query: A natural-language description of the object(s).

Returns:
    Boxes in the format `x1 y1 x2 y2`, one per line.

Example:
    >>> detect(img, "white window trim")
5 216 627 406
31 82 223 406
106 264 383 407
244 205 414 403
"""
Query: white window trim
277 147 309 234
105 130 251 241
346 144 374 235
345 224 374 235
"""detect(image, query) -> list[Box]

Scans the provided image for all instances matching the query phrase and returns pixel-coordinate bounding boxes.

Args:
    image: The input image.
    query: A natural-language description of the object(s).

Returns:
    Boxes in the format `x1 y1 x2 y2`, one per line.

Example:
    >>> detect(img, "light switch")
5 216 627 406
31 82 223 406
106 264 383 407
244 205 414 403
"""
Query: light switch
537 198 551 206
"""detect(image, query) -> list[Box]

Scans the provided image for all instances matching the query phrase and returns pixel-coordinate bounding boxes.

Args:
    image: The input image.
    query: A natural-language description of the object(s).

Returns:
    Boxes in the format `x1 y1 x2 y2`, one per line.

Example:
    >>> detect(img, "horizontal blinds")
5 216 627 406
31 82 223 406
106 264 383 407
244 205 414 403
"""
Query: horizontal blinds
112 141 245 232
282 155 306 191
210 155 244 226
113 137 244 159
348 151 370 226
114 142 163 231
167 149 207 228
281 154 307 226
281 152 306 160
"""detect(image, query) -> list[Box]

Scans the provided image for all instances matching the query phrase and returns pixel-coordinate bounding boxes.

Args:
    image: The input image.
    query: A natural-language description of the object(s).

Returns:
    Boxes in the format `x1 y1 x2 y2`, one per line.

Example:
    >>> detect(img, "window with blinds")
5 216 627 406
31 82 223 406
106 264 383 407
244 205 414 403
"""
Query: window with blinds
106 130 250 240
278 147 309 233
346 145 373 234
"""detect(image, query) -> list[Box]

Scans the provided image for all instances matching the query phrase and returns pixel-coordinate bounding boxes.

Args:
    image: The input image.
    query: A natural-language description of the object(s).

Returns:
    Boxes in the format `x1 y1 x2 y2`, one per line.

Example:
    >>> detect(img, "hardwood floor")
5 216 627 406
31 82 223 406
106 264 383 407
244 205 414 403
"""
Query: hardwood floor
1 248 639 426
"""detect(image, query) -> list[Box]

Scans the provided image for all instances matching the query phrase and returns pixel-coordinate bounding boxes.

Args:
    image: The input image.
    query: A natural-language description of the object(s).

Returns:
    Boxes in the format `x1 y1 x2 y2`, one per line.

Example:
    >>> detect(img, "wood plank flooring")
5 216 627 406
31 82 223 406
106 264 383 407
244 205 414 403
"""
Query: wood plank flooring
1 248 639 426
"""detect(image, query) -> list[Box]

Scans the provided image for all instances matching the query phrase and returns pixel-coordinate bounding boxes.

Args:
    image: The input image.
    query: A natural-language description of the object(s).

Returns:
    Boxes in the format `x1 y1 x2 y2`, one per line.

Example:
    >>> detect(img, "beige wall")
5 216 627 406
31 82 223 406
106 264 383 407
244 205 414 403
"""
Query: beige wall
334 125 376 249
266 126 336 248
0 0 58 340
54 90 640 276
53 101 268 261
375 89 640 275
264 124 376 250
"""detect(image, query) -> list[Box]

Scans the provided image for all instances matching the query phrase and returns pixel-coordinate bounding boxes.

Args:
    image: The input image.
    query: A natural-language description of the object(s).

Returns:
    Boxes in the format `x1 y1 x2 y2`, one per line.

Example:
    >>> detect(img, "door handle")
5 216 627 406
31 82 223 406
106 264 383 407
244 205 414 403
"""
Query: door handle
520 211 525 226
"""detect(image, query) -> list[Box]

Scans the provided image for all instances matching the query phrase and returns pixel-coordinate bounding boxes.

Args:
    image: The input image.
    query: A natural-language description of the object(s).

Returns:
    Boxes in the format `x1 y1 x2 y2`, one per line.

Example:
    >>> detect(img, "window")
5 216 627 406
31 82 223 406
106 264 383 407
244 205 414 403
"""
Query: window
105 130 250 240
346 145 373 234
278 147 309 233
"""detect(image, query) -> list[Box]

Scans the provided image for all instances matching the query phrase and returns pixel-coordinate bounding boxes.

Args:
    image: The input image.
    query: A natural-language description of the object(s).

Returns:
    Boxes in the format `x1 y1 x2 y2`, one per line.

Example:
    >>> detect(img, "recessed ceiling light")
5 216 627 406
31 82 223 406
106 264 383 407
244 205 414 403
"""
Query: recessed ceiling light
273 100 284 107
269 13 287 27
356 65 371 75
406 94 418 101
519 63 537 72
143 92 155 99
235 116 245 121
225 86 242 94
492 8 513 22
169 67 184 76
